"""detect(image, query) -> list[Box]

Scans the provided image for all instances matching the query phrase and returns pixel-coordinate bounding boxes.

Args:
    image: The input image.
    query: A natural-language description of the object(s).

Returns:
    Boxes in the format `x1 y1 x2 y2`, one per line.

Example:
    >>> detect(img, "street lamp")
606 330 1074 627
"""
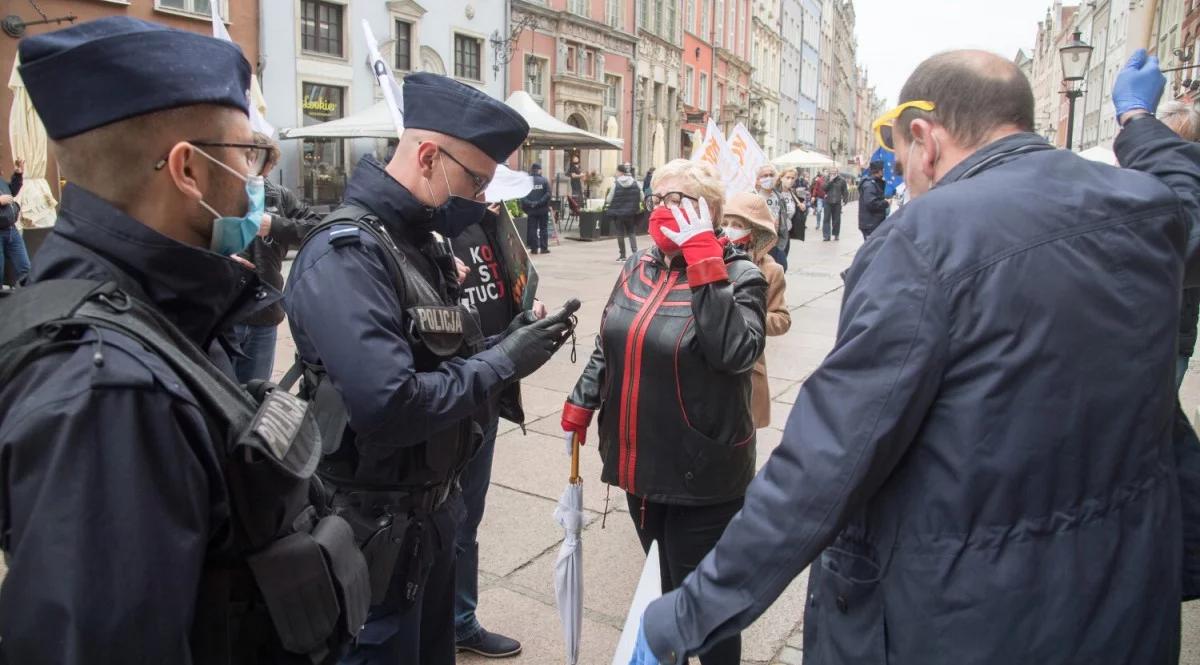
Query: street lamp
1059 29 1093 151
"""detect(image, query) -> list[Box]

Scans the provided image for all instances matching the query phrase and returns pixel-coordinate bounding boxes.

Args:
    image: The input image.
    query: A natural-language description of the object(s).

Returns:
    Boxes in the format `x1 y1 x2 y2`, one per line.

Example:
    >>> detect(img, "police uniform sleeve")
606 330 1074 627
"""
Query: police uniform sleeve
0 340 223 665
642 224 950 664
1114 117 1200 284
286 231 515 445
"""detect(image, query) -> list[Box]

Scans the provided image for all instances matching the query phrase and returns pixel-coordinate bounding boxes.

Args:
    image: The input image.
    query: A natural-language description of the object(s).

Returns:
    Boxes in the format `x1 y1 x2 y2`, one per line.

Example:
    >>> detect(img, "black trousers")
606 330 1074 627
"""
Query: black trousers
341 496 464 665
823 203 843 239
526 214 549 252
626 493 745 665
613 214 639 258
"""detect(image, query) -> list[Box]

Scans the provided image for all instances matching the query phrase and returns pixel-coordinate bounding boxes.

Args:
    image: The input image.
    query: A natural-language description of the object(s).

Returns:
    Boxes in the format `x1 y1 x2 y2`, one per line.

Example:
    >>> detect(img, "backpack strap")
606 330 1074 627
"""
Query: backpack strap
0 279 116 388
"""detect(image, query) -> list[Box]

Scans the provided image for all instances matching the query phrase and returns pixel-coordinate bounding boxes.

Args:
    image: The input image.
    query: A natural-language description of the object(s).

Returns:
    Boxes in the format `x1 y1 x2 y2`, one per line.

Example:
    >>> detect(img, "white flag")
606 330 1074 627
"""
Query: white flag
362 20 406 138
212 3 274 137
724 123 768 198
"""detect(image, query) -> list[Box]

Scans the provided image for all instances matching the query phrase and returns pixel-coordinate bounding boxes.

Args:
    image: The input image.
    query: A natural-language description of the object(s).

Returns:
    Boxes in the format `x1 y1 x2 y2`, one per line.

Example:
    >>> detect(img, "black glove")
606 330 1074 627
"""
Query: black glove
492 298 581 380
502 310 538 339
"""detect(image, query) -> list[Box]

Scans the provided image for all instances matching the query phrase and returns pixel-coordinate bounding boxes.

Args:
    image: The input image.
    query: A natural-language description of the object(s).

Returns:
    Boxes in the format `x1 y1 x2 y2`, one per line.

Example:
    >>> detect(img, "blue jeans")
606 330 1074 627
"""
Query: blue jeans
232 324 278 384
454 414 500 642
0 226 31 286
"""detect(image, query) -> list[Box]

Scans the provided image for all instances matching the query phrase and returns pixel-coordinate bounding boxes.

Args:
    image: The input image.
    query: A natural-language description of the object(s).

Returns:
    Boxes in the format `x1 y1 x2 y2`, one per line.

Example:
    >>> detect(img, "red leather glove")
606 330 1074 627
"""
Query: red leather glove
561 401 594 445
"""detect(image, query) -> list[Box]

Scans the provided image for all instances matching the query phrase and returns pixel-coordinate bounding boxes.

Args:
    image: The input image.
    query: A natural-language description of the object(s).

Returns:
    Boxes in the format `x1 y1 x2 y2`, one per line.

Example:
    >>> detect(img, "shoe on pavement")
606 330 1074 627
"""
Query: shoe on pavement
823 238 830 242
616 256 627 262
834 236 839 240
457 629 522 658
542 248 551 254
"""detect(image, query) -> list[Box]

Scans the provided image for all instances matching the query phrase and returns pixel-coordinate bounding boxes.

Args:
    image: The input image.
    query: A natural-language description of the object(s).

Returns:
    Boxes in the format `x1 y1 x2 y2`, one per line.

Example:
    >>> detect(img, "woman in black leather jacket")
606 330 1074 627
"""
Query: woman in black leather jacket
560 159 766 665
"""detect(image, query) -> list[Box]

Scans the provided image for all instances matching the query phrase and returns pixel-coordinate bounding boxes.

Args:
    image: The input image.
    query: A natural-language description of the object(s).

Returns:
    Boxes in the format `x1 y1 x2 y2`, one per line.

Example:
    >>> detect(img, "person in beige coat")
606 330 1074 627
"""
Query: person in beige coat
721 192 791 427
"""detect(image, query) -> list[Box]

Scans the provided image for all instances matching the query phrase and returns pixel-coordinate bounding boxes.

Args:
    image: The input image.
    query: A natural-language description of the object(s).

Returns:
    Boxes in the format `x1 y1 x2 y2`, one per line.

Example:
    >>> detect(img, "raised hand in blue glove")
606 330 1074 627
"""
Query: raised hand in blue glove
1113 48 1165 121
629 619 659 665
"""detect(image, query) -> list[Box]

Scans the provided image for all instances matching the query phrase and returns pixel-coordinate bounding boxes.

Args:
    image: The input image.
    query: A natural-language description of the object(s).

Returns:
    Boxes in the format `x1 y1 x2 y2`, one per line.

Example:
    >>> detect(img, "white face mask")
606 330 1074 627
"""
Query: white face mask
759 177 777 190
723 226 752 242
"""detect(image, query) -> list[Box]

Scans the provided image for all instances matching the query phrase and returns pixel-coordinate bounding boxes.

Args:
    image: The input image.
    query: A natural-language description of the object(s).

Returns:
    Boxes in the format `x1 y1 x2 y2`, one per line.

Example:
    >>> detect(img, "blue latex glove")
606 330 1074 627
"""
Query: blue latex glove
1112 49 1165 120
629 619 659 665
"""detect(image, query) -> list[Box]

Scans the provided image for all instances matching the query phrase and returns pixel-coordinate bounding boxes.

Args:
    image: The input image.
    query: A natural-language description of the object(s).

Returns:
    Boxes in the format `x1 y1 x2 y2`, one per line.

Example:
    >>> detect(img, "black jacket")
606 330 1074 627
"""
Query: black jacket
643 129 1200 664
0 184 270 664
240 178 321 326
1181 288 1200 358
857 175 888 233
0 171 23 230
568 246 766 504
606 176 642 217
521 173 551 216
824 175 849 206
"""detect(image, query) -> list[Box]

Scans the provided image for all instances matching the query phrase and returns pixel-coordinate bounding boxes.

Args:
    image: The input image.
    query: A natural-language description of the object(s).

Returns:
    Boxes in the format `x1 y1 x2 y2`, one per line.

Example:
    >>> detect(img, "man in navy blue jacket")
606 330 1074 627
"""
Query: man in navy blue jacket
521 162 552 254
631 49 1200 665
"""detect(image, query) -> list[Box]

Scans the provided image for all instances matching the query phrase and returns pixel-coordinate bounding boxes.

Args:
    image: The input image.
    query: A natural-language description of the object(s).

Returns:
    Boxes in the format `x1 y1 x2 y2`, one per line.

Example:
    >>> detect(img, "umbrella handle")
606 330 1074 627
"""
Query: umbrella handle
570 433 581 484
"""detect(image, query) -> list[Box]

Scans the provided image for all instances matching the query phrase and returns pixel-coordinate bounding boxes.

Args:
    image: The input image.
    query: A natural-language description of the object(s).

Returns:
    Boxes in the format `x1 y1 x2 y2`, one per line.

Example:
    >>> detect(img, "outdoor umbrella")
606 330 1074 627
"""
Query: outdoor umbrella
554 434 585 664
8 57 56 227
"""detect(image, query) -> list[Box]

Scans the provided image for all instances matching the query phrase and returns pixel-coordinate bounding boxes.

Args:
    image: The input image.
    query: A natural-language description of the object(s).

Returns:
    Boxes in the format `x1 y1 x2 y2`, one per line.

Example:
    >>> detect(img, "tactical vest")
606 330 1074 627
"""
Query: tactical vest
286 205 485 496
0 280 370 665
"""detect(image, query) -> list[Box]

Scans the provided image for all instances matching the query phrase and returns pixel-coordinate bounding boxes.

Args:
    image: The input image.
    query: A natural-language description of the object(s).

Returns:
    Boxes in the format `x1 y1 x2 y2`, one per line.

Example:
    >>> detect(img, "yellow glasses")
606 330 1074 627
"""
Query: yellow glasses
872 100 936 153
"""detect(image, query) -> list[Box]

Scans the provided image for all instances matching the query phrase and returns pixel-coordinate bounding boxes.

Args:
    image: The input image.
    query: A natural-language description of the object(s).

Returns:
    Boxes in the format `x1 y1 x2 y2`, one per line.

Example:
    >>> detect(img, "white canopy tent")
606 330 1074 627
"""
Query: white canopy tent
280 91 624 151
773 148 836 169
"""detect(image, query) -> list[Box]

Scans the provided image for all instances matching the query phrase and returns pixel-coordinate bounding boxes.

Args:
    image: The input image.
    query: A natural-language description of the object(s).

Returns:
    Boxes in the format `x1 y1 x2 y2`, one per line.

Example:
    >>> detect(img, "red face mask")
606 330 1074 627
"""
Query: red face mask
648 206 682 254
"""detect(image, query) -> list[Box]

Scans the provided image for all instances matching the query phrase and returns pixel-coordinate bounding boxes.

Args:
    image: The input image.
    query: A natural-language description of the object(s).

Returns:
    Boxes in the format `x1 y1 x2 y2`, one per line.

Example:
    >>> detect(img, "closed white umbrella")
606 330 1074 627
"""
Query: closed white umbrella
8 57 56 228
554 435 585 664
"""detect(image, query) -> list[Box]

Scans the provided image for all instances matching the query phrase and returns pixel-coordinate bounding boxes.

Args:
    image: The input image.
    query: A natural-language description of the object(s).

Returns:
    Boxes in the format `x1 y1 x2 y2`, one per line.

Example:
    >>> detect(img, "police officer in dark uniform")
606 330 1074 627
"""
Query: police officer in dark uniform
285 73 578 665
0 16 368 664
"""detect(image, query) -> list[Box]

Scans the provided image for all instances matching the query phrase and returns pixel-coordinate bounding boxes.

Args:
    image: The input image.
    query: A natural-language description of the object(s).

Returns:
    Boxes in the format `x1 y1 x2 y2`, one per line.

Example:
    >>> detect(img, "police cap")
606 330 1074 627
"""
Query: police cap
19 16 251 140
403 72 529 163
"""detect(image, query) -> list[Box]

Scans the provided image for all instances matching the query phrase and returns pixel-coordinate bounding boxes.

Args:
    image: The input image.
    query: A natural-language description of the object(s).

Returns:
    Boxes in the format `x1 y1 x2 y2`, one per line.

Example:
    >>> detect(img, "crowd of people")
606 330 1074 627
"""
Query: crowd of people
1 14 1199 665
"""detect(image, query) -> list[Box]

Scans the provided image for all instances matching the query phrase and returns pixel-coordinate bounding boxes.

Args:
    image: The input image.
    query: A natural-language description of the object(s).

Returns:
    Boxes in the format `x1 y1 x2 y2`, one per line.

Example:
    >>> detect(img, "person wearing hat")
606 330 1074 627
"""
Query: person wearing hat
0 16 368 664
284 72 579 665
857 159 890 239
520 162 551 254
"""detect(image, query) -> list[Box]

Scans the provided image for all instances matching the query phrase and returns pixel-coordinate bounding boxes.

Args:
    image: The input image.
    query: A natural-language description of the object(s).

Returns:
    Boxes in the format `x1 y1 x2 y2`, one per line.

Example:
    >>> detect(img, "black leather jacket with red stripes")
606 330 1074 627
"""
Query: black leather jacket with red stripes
568 246 767 505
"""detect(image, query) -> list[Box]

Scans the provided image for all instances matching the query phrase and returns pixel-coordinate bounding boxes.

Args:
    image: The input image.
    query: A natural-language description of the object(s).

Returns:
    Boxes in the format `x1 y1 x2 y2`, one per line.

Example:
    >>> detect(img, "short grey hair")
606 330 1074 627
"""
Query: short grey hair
1157 99 1200 141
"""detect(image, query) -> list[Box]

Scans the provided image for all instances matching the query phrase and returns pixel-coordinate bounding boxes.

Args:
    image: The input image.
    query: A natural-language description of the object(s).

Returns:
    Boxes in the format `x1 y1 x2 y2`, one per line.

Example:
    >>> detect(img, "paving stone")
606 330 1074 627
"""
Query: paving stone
476 484 596 578
460 586 621 665
490 427 624 516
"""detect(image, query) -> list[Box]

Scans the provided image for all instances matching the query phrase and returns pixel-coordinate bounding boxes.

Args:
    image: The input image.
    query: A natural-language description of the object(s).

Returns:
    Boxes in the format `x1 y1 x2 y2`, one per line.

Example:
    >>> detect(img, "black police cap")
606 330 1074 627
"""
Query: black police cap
403 72 529 163
19 16 251 140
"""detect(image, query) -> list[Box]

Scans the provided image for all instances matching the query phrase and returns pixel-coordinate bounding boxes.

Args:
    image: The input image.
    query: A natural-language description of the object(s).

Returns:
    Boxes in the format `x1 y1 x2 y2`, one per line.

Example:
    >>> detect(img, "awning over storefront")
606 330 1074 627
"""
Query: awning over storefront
280 91 624 151
773 148 836 169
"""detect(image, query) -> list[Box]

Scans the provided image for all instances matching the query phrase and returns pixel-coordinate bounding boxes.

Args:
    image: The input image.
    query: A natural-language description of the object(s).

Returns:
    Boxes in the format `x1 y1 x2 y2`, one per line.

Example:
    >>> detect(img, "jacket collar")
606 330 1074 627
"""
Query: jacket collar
344 155 436 240
936 132 1055 188
41 184 269 348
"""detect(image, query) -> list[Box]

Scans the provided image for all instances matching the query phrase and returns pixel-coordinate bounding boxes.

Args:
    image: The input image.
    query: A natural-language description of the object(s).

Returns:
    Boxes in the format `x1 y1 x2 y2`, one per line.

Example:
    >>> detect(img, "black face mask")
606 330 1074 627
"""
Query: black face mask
431 194 488 238
426 156 490 238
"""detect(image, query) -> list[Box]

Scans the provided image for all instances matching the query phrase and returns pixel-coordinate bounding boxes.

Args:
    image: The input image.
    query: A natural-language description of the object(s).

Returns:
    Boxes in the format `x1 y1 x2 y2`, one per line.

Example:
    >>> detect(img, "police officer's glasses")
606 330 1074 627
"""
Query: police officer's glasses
646 191 699 209
153 140 271 176
872 100 936 153
437 146 491 197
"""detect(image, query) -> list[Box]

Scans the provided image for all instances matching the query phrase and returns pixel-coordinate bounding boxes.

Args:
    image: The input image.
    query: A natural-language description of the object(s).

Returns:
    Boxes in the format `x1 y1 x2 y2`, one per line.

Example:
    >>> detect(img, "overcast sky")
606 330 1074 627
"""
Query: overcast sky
854 0 1054 107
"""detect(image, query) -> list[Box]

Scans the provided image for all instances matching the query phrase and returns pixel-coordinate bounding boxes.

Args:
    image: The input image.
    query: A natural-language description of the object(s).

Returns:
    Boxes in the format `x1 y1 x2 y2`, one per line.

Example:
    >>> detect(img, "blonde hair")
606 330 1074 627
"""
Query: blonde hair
756 164 777 178
1159 99 1200 141
780 168 797 178
652 159 725 217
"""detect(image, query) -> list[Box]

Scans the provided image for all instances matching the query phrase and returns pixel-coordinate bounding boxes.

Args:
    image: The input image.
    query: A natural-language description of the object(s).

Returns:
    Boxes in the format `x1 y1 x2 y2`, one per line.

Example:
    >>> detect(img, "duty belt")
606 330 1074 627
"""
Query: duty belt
330 479 457 517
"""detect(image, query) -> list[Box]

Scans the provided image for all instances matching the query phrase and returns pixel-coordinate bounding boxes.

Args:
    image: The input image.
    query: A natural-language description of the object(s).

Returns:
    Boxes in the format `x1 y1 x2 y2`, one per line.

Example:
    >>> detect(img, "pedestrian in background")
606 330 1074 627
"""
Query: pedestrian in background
790 169 809 240
754 164 790 270
521 162 551 254
780 167 806 244
568 153 584 202
0 157 26 285
642 167 655 197
232 134 321 383
822 168 848 241
562 159 766 665
721 192 791 429
631 48 1200 665
857 159 889 240
810 171 826 230
605 163 643 262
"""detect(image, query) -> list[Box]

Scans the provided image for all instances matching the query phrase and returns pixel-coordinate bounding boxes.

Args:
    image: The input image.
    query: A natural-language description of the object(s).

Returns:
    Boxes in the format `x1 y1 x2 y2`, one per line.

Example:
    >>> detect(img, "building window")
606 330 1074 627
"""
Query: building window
301 82 347 205
566 44 578 73
685 0 695 34
699 72 709 110
569 0 588 17
525 57 546 102
701 0 710 38
666 1 677 42
605 75 621 115
607 0 622 28
394 20 412 71
717 81 724 109
301 0 344 57
454 34 482 81
157 0 224 15
714 0 724 46
683 66 694 104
